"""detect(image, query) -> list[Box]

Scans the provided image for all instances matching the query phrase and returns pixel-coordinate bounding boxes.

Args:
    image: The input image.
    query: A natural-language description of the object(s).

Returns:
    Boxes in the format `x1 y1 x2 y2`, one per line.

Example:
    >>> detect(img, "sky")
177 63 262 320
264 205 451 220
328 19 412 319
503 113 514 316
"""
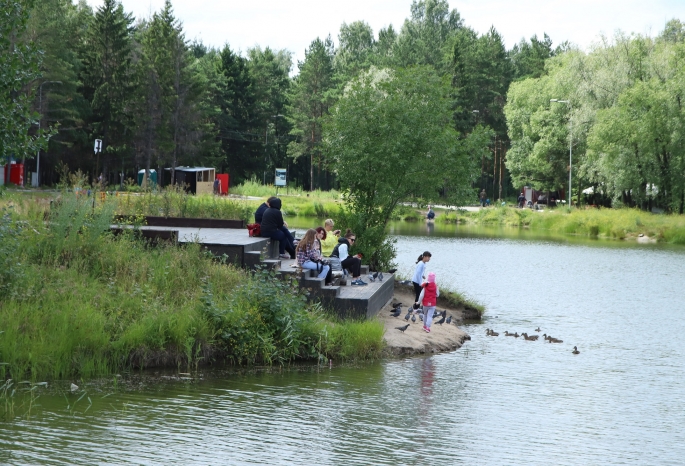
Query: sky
85 0 685 69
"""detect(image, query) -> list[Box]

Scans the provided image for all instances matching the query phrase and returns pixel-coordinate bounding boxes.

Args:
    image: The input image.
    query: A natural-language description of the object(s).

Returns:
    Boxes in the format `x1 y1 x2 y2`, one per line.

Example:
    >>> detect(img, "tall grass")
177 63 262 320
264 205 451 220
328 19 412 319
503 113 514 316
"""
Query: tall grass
0 193 384 382
114 187 253 221
231 178 341 200
438 206 685 244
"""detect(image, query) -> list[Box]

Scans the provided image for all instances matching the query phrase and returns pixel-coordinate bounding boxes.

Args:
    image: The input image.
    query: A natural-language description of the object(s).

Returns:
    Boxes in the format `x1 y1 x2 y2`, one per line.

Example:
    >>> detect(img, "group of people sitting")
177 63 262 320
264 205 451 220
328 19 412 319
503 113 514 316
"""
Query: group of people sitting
253 197 367 286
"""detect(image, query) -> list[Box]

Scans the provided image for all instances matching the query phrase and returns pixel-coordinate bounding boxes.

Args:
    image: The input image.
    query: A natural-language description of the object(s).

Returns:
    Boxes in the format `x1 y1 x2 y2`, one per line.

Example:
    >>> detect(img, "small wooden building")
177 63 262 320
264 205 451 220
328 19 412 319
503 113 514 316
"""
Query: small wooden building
166 167 215 194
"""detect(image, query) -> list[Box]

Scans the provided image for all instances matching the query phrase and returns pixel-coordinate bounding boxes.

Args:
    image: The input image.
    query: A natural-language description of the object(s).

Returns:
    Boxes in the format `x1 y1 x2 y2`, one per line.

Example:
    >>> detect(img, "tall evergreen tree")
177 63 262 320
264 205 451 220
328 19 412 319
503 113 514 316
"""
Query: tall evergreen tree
79 0 134 178
287 37 337 191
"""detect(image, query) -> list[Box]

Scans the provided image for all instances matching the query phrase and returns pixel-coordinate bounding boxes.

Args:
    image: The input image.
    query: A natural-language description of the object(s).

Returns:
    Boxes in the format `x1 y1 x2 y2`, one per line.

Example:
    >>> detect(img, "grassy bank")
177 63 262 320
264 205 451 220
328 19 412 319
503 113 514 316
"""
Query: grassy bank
0 193 385 384
437 206 685 244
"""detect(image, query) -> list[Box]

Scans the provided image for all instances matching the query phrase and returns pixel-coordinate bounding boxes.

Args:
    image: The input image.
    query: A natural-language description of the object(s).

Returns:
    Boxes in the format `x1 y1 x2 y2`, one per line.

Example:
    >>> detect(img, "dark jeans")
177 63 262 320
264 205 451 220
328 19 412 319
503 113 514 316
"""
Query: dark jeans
413 281 422 304
265 228 295 257
341 256 361 278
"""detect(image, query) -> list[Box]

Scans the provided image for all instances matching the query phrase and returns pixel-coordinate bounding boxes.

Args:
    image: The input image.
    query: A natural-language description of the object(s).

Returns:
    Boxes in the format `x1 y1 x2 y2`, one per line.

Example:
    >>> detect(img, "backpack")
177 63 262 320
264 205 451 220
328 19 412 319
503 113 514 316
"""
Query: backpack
247 223 261 237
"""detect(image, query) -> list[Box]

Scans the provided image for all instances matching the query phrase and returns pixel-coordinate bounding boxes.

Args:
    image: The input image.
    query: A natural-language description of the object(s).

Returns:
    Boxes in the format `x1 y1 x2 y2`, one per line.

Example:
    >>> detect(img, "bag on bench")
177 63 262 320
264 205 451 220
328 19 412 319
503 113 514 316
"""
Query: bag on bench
247 223 261 237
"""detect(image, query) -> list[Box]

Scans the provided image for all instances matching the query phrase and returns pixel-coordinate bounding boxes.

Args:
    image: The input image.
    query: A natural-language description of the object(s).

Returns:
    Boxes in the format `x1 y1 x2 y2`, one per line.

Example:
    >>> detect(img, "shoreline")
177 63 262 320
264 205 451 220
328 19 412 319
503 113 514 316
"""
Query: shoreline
379 286 472 357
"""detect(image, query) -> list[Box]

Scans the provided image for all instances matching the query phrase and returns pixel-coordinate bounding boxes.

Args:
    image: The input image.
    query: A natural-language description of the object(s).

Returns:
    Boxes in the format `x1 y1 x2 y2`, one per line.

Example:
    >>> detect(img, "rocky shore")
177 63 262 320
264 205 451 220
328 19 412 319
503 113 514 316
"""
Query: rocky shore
380 287 472 357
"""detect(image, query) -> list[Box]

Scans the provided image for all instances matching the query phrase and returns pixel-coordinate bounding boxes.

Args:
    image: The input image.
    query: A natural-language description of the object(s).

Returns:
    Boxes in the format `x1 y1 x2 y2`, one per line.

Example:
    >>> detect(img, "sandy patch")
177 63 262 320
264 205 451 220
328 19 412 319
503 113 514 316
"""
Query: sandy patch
379 288 471 356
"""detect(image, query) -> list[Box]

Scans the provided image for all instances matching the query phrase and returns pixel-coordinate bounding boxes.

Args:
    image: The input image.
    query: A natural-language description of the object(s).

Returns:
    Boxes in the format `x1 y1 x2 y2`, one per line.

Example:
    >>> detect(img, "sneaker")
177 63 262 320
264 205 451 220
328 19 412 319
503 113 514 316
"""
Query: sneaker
351 279 368 286
278 254 290 259
425 327 431 333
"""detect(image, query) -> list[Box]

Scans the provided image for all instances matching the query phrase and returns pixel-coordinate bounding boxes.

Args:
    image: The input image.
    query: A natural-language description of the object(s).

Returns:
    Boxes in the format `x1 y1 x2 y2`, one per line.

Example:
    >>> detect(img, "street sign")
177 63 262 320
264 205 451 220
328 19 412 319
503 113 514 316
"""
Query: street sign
275 168 286 187
94 139 102 154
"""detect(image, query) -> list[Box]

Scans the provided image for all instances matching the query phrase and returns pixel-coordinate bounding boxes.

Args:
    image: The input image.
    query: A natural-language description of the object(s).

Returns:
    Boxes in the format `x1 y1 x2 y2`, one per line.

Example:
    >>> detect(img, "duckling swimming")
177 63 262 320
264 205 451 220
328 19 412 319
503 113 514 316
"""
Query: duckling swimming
572 346 580 354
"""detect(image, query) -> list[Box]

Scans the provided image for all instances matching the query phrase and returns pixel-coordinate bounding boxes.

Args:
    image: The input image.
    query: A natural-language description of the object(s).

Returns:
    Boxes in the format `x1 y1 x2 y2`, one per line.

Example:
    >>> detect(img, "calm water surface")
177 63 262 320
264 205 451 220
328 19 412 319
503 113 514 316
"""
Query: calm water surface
1 223 684 465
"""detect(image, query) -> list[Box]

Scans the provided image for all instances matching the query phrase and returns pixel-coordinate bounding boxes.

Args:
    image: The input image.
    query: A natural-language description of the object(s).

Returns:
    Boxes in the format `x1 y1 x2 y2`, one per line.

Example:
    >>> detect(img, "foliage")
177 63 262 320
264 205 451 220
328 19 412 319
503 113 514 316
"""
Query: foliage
0 195 384 381
324 66 492 268
0 0 52 162
287 36 338 191
505 27 685 213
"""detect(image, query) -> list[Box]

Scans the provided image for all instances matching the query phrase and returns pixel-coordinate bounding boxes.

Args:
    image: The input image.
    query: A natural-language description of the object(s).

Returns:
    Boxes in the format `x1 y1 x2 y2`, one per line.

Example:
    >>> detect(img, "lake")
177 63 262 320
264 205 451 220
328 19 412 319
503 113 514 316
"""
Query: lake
1 222 684 465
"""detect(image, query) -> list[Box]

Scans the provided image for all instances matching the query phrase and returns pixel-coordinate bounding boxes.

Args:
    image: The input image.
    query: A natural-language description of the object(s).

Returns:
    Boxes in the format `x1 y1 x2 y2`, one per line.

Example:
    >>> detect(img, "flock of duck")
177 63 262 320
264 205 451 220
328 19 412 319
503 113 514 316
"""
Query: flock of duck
486 327 580 354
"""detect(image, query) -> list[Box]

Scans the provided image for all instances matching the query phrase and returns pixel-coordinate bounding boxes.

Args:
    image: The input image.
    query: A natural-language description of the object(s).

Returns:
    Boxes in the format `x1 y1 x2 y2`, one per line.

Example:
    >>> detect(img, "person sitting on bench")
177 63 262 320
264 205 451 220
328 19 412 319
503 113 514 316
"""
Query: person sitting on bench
330 229 366 286
260 197 295 259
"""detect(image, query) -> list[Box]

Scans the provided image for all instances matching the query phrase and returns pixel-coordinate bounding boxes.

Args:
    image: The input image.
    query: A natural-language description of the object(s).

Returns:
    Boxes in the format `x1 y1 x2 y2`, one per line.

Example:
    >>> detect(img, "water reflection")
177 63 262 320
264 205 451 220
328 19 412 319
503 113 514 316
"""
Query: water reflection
2 229 685 464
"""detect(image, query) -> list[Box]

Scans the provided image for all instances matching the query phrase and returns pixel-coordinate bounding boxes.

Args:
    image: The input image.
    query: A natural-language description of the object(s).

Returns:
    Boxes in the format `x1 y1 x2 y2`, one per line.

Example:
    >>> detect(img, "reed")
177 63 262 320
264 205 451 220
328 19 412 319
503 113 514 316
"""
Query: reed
0 194 385 381
437 206 685 244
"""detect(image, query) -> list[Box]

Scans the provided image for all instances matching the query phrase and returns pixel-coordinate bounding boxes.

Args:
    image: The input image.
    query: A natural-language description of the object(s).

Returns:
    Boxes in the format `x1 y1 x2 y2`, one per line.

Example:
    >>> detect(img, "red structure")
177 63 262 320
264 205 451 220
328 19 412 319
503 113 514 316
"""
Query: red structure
216 173 229 195
4 163 24 186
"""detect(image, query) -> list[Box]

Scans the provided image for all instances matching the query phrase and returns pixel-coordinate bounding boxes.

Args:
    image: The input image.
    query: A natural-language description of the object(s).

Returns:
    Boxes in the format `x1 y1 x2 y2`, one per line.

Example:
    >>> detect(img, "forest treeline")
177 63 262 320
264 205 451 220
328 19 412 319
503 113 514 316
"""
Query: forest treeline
2 0 683 211
2 0 562 191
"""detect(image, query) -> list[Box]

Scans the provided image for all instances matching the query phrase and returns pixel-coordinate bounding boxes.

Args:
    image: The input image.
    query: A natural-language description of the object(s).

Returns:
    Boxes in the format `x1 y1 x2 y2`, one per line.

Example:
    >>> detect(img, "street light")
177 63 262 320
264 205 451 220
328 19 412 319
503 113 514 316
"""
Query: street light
34 80 62 187
264 114 284 185
551 99 572 207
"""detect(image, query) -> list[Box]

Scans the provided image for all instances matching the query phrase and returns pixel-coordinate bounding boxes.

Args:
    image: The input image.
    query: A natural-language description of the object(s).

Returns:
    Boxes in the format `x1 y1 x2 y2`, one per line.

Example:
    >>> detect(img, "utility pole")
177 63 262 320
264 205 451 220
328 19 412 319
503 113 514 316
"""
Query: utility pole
32 80 61 187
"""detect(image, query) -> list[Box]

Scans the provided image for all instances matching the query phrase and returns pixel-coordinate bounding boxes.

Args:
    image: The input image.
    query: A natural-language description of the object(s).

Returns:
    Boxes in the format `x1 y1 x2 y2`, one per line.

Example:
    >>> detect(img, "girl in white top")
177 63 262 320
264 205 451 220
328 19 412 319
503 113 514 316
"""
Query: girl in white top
412 251 432 309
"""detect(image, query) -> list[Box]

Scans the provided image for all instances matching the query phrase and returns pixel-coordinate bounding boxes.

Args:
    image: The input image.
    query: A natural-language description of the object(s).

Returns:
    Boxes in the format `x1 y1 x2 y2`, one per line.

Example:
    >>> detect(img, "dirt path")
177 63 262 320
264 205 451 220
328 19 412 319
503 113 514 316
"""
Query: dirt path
379 288 471 356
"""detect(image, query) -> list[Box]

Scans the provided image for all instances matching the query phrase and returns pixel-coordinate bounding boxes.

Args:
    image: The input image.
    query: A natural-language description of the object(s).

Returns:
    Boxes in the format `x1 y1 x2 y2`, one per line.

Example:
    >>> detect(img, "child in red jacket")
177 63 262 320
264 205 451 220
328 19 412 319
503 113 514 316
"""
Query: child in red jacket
422 272 439 333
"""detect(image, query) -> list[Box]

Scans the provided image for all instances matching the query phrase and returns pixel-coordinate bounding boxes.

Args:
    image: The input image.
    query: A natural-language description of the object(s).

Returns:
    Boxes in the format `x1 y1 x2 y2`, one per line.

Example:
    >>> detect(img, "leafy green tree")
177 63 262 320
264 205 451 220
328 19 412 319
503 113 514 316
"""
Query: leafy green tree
79 0 135 178
287 37 337 191
324 66 491 268
26 0 91 184
335 21 376 79
393 0 462 71
509 33 563 80
0 0 51 166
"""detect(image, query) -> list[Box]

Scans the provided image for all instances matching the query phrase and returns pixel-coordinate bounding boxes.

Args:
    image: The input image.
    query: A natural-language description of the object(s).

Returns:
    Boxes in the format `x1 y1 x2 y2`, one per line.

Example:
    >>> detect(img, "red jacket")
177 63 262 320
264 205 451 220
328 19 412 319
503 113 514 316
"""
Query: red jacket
422 282 438 307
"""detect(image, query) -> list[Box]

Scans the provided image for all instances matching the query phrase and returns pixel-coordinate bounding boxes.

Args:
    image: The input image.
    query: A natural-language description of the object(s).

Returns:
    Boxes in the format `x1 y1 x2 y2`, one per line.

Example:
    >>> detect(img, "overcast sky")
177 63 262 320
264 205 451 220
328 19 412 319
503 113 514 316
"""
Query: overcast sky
86 0 684 69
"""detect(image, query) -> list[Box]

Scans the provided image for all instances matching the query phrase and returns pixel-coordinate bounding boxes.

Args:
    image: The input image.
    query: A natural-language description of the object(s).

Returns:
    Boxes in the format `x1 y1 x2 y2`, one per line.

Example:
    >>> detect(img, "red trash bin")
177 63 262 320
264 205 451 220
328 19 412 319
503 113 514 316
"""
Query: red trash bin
9 163 24 186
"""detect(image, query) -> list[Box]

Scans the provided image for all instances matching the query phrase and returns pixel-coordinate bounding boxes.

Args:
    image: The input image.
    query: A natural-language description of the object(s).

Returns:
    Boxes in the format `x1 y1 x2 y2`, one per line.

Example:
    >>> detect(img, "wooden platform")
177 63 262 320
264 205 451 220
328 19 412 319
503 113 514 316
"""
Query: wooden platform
113 222 394 318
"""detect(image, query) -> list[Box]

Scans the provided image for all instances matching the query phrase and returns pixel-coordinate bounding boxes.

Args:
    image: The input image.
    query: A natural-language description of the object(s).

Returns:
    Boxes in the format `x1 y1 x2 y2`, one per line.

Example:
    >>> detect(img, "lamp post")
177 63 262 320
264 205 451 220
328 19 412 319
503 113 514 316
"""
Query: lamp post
264 114 284 185
551 99 572 207
34 80 62 187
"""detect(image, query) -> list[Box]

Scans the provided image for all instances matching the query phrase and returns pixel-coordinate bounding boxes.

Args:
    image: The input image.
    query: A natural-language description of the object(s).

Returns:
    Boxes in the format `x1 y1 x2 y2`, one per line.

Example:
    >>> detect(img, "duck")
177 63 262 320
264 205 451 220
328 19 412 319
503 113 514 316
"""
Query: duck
549 338 563 343
543 333 552 341
535 327 541 332
504 331 516 337
521 333 538 341
487 329 499 336
572 346 580 354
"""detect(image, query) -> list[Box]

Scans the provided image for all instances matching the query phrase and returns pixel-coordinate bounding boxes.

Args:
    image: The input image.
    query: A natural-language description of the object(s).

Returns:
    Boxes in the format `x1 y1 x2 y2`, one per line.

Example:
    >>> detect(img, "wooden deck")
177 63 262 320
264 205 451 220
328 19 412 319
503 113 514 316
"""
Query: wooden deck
113 222 394 318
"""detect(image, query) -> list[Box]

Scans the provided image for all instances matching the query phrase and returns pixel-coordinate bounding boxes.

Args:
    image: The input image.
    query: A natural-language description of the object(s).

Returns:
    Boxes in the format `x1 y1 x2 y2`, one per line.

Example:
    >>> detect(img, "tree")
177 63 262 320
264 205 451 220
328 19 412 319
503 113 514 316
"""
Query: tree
393 0 462 71
335 21 376 79
287 37 337 191
247 46 292 183
324 66 491 268
0 0 51 166
79 0 135 178
509 33 558 81
25 0 92 184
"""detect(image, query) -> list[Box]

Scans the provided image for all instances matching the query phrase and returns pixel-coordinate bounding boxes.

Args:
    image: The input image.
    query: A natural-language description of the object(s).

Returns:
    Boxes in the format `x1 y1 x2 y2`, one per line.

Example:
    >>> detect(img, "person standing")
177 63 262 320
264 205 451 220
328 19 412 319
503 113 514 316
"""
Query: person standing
480 189 487 207
260 197 296 259
421 272 440 333
412 251 432 309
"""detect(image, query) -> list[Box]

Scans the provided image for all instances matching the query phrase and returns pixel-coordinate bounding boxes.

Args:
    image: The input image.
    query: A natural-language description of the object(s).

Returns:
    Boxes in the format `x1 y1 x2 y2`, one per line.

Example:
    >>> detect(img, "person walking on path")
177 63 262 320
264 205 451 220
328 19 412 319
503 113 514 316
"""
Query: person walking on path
331 229 366 286
296 229 331 283
412 251 432 309
480 189 487 207
421 272 440 333
260 197 296 259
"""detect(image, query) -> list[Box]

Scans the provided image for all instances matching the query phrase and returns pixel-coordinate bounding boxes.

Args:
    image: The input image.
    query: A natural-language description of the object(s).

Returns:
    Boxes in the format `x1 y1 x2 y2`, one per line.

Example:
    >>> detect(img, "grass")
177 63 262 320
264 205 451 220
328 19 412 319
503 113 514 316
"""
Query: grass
437 206 685 244
0 191 385 387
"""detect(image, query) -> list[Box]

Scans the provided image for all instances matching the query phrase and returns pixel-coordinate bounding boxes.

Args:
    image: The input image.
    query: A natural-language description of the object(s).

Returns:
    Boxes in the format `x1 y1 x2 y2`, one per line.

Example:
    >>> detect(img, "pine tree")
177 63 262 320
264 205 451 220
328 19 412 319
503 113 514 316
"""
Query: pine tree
80 0 135 179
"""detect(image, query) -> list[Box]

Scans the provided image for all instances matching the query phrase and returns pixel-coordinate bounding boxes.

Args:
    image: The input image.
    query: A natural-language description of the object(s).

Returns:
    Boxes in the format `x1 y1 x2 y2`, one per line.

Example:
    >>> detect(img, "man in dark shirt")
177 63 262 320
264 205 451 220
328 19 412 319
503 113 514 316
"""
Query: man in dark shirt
259 197 295 259
254 196 278 224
